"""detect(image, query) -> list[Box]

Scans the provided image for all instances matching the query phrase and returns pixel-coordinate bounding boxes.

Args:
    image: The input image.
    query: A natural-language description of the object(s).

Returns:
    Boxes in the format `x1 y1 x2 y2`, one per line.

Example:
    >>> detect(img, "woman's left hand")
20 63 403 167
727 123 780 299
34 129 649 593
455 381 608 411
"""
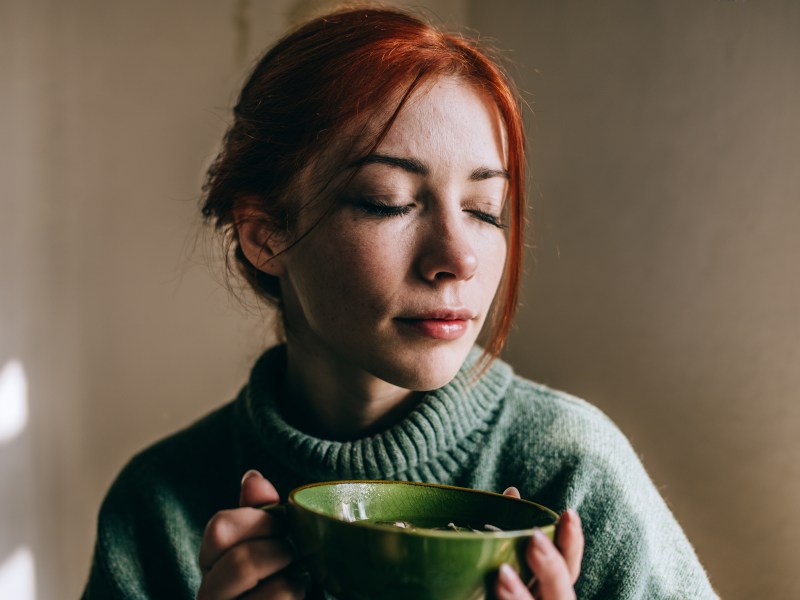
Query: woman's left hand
494 487 584 600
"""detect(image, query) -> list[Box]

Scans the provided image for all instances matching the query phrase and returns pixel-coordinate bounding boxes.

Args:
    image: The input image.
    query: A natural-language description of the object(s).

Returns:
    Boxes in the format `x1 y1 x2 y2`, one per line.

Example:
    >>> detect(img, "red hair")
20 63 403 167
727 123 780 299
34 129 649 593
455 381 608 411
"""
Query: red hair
202 6 525 366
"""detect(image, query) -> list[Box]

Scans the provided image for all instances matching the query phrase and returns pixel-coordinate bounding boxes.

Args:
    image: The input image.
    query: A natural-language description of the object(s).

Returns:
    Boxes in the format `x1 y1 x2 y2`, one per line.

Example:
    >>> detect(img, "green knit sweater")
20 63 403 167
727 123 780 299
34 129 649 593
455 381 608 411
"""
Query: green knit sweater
82 346 717 599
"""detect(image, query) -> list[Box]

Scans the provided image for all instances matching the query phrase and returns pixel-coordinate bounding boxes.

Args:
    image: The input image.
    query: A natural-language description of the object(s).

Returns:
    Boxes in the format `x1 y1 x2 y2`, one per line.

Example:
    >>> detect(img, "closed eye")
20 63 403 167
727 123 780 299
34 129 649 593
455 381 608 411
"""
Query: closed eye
465 209 507 229
354 199 414 218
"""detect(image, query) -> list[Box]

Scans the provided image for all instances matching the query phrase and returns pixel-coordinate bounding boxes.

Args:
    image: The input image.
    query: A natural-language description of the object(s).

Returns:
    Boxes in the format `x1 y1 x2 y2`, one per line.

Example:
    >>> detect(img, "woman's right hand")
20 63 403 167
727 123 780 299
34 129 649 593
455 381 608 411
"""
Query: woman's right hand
197 470 308 599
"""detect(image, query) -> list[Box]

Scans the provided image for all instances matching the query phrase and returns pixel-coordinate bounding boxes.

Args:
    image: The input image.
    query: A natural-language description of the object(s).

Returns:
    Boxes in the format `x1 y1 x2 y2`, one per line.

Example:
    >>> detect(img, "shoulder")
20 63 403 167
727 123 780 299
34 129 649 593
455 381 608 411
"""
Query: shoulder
85 398 244 597
498 374 717 598
500 375 636 467
498 374 668 517
94 396 245 542
505 375 607 423
499 373 647 505
110 398 240 495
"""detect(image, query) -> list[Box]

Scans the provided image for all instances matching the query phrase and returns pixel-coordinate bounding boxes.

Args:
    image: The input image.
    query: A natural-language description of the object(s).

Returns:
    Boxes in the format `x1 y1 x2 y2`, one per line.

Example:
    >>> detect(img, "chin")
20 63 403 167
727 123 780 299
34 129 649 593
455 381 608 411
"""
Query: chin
368 342 473 391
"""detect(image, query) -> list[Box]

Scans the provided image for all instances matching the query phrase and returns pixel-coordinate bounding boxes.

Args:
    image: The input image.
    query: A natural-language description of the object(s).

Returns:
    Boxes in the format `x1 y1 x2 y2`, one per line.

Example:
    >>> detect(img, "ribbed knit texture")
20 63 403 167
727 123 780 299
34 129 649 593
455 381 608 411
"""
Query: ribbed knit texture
82 346 718 599
241 345 510 484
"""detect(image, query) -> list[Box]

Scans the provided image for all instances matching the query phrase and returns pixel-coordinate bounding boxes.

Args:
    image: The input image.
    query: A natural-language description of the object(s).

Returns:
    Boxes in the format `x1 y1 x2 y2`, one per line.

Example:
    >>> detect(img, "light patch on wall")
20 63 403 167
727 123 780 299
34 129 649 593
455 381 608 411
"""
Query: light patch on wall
0 547 36 600
0 360 28 443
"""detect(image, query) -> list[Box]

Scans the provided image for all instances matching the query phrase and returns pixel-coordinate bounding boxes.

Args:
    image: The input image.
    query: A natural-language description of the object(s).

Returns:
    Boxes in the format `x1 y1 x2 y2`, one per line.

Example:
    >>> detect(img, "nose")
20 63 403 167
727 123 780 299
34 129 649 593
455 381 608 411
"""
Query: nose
417 213 478 283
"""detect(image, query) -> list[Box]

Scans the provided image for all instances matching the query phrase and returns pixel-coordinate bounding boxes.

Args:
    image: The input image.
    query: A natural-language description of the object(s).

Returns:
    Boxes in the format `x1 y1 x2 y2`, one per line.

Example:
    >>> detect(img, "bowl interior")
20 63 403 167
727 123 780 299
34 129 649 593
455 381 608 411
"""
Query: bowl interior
290 480 557 534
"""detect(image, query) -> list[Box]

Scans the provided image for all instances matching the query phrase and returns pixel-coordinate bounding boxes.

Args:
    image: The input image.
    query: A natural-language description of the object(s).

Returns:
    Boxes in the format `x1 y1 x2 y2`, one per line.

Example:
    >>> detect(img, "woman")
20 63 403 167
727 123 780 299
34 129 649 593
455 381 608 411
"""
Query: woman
82 7 716 600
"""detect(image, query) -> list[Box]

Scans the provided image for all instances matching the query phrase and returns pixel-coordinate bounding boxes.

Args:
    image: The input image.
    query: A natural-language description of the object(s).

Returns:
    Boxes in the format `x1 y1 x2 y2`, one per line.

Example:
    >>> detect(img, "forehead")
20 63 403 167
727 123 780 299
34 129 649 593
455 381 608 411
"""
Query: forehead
296 76 508 198
374 76 508 167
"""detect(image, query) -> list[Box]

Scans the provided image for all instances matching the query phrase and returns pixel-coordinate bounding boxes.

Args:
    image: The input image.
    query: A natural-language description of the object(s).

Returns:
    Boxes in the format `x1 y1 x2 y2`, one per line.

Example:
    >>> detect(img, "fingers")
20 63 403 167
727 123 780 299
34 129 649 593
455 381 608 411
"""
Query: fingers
498 530 576 600
240 469 280 508
525 530 576 599
555 509 584 584
496 492 583 599
495 562 534 599
199 508 285 573
197 471 295 600
197 539 294 600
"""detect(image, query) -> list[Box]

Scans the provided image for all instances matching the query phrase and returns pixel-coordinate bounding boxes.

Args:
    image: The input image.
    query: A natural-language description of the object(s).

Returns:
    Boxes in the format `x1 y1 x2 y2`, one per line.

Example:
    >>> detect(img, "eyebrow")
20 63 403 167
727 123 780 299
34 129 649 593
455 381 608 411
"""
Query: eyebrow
353 154 428 175
469 166 510 181
353 153 509 181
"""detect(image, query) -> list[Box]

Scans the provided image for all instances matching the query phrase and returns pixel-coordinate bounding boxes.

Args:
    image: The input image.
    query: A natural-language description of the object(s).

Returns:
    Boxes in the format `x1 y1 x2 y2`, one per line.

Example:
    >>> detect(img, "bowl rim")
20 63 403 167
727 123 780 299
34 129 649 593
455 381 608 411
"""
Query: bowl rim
287 479 559 539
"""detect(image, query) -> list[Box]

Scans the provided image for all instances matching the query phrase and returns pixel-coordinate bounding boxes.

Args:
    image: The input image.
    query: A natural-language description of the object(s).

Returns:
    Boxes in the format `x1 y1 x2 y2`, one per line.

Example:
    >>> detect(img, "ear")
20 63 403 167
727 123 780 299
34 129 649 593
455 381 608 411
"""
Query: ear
232 197 288 277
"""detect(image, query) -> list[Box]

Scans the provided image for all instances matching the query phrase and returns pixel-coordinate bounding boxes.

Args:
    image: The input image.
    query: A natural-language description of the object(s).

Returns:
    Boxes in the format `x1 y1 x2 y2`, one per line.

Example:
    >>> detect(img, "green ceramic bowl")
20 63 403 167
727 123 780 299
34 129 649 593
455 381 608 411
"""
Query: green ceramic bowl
283 480 559 600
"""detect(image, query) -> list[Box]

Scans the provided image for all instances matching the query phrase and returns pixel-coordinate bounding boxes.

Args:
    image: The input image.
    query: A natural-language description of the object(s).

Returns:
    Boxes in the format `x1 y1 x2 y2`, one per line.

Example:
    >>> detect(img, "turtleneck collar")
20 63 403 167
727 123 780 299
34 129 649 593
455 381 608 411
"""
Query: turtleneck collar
237 345 513 481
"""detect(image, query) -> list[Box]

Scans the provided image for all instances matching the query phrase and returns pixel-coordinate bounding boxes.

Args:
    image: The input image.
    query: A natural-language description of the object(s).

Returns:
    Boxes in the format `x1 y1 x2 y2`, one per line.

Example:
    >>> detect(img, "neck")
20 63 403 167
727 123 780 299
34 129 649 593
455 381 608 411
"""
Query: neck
280 338 424 441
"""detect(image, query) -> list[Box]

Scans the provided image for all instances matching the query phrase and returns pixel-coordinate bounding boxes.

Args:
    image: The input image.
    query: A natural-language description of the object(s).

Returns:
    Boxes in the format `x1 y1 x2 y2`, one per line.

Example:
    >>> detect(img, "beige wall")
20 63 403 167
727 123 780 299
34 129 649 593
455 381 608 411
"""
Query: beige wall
473 1 800 598
1 0 796 598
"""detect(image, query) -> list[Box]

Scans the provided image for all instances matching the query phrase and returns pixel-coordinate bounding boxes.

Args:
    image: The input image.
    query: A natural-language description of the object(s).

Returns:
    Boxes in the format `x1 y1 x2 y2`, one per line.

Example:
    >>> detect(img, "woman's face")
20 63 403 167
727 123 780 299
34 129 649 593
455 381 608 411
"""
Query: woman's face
278 77 509 391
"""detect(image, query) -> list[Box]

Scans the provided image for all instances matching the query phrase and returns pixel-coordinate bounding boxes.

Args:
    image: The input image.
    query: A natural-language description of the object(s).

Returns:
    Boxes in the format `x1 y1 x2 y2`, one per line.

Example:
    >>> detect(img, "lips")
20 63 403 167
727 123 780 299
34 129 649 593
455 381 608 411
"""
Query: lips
395 309 476 340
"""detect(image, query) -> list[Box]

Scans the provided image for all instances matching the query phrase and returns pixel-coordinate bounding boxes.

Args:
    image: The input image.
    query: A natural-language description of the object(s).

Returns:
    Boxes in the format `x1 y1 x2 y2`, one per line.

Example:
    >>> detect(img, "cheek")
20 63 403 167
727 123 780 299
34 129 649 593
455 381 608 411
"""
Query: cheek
345 235 397 282
478 234 508 296
292 222 405 319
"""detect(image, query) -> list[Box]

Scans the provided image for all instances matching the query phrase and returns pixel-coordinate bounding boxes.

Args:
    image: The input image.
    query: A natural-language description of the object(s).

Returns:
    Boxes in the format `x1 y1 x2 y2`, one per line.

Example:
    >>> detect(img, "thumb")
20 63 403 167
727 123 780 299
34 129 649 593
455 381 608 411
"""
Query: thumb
239 469 280 508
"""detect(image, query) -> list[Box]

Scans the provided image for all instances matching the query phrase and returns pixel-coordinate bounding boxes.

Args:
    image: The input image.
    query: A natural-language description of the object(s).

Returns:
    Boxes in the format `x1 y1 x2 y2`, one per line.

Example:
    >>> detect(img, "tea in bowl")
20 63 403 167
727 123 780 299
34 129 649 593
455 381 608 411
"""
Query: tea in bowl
279 480 559 600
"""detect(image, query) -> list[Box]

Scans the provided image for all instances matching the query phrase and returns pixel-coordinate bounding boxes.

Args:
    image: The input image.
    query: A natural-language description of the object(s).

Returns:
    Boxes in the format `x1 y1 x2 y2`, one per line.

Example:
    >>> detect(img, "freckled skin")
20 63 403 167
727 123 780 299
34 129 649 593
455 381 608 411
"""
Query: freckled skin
279 77 509 396
232 76 511 438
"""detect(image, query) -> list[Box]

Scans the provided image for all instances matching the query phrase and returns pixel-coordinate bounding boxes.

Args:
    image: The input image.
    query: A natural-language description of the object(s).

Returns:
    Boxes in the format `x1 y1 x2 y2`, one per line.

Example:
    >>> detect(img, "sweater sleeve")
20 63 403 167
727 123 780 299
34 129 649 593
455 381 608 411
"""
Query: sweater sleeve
80 467 162 600
81 402 243 599
500 381 717 599
81 534 148 600
557 404 718 599
80 452 206 600
572 453 717 598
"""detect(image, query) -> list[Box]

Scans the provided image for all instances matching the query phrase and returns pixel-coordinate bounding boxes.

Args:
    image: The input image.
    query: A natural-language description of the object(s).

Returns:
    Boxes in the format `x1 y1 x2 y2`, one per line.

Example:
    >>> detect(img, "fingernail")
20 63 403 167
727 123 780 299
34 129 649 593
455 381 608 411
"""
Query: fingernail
497 563 517 593
241 469 262 485
532 528 549 554
567 507 581 523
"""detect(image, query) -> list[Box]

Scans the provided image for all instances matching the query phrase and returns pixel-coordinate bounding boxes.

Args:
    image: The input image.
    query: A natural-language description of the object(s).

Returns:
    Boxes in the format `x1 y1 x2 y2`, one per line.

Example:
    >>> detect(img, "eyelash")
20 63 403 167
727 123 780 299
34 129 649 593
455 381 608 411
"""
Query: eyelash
466 210 508 229
356 201 413 218
356 200 507 229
